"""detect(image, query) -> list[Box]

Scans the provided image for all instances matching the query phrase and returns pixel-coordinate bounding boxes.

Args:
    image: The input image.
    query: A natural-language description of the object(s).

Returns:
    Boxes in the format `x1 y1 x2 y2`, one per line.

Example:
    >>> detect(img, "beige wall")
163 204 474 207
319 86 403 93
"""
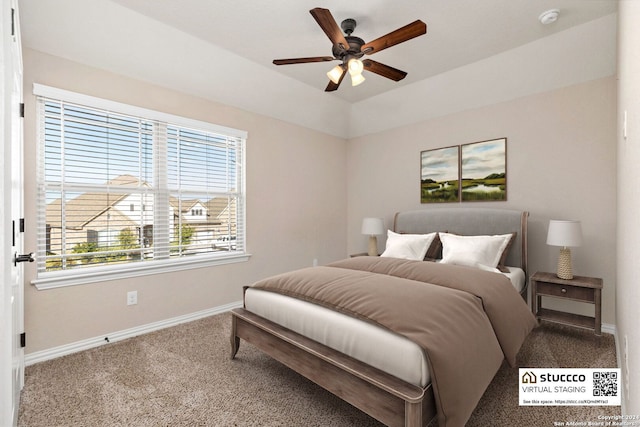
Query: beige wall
347 77 617 325
617 0 640 414
22 49 348 353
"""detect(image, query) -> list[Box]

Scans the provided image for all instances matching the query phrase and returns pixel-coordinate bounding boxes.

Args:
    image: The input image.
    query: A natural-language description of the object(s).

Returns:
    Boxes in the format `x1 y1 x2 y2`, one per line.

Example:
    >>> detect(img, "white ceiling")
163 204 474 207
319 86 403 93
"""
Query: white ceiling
18 0 618 138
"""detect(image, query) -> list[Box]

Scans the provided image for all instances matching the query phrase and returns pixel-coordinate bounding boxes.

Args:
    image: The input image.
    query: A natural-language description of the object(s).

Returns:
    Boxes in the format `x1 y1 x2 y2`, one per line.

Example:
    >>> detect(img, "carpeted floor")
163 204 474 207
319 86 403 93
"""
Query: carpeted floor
18 313 619 426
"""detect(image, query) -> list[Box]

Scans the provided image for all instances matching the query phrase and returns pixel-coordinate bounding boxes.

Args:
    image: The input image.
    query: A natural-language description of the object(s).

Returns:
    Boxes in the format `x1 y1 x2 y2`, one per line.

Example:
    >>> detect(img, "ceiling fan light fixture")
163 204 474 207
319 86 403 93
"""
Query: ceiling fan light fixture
351 72 366 87
326 65 344 84
348 58 364 76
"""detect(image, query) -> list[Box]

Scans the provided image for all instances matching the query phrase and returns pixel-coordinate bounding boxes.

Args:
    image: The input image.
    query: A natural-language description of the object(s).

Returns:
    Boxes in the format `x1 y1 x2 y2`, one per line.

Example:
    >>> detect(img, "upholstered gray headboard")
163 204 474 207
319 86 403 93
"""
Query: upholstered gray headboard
393 208 529 276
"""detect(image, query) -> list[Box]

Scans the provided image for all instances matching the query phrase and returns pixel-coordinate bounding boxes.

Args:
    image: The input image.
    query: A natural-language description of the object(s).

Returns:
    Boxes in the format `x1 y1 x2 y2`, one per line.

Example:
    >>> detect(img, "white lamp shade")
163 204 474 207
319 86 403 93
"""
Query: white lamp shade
546 220 583 247
348 58 364 76
361 217 384 236
350 73 365 86
326 65 343 84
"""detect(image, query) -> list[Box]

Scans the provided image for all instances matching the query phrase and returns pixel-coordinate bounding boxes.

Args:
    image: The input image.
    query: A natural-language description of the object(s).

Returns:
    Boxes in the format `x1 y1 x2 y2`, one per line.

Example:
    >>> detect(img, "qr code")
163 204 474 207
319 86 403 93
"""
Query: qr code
593 371 618 397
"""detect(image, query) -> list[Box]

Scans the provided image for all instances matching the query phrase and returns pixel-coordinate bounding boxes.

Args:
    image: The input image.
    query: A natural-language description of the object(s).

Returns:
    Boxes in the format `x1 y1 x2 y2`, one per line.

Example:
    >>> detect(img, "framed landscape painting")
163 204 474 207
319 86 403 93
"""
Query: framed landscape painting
461 138 507 202
420 145 460 203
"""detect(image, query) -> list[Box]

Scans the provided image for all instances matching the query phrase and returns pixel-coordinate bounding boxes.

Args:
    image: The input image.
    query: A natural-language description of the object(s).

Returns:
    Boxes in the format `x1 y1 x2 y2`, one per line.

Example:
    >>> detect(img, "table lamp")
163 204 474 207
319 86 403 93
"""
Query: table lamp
546 220 583 279
361 218 385 256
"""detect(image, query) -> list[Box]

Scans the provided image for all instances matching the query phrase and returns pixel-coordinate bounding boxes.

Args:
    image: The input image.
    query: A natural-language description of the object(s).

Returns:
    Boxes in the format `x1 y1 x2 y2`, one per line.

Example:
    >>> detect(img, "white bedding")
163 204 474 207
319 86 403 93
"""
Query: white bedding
244 266 525 388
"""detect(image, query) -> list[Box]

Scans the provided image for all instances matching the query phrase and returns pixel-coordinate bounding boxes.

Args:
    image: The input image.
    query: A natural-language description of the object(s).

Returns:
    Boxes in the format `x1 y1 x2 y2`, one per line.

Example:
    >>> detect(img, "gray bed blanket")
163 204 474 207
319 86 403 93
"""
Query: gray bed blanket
250 256 537 427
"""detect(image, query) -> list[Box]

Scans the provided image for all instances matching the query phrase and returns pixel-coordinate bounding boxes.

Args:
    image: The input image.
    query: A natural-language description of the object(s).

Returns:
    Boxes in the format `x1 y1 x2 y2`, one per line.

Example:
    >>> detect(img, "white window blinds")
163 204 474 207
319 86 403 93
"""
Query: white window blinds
34 85 247 283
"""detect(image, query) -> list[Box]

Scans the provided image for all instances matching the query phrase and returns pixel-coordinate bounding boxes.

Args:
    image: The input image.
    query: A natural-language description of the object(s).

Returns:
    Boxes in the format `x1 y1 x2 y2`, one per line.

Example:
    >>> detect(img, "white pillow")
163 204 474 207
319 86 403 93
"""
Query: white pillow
381 230 437 261
439 233 513 269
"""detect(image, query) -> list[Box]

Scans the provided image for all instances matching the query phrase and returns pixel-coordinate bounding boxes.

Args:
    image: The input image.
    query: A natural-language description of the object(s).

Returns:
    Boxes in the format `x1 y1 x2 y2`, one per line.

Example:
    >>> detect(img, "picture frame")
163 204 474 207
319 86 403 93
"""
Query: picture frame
460 138 507 202
420 145 460 203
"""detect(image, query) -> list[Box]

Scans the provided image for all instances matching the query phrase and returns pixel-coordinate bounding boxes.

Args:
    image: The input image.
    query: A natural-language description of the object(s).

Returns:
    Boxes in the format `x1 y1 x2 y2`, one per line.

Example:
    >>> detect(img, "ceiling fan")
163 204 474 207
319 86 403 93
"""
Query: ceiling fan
273 8 427 92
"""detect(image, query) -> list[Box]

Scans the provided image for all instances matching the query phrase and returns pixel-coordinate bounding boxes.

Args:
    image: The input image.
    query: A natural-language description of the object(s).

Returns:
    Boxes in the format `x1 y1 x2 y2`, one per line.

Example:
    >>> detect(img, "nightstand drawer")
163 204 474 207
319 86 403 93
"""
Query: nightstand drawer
536 282 595 302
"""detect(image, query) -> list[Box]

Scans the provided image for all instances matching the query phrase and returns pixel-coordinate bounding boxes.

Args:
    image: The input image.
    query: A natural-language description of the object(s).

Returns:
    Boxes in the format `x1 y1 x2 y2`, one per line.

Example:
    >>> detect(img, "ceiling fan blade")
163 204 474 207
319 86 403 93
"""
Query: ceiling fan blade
362 59 407 81
362 20 427 55
273 56 335 65
325 67 347 92
310 8 350 51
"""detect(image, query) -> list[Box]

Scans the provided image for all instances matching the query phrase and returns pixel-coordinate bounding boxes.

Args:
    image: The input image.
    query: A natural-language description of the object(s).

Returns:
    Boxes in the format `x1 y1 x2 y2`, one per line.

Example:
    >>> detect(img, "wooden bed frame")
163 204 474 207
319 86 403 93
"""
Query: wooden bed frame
231 208 529 427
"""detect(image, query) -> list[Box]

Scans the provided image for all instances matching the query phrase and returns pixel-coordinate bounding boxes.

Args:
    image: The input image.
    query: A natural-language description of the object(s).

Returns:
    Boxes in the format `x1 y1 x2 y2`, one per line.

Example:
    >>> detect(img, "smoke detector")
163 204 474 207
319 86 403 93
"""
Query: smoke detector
539 9 560 25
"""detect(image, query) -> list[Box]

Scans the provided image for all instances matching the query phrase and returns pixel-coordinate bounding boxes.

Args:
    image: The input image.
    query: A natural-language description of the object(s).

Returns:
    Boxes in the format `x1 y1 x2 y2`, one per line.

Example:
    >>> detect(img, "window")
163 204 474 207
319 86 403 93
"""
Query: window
33 84 248 289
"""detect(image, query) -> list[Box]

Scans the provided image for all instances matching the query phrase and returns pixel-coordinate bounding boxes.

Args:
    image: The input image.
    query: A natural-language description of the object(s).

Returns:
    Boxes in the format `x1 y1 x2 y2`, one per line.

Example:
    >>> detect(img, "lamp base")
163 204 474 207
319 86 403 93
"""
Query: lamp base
368 236 378 256
556 247 573 280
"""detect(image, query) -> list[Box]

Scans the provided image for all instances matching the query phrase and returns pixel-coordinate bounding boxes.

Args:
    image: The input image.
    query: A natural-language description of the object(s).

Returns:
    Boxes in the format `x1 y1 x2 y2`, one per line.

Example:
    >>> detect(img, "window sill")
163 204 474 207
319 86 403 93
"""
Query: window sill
31 252 251 290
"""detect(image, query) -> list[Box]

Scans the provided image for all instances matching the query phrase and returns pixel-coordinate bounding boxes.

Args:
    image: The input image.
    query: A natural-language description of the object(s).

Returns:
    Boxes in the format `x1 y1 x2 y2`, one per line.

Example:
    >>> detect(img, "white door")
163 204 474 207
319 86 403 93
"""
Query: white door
1 0 25 425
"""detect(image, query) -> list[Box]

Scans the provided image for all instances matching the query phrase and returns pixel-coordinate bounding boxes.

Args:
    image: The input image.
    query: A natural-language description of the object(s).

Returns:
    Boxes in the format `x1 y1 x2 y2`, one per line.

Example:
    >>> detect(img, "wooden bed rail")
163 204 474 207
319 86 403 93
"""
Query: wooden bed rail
231 308 436 427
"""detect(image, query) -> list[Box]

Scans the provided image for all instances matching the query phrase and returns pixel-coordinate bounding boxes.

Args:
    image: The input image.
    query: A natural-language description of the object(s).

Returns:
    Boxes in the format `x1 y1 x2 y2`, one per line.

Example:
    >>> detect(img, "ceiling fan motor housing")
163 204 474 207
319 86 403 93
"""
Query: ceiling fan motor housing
331 18 365 61
332 36 365 61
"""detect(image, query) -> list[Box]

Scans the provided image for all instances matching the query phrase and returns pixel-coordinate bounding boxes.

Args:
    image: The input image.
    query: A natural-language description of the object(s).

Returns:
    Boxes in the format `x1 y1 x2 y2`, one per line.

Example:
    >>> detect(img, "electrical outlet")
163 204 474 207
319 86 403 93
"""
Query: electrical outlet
127 291 138 305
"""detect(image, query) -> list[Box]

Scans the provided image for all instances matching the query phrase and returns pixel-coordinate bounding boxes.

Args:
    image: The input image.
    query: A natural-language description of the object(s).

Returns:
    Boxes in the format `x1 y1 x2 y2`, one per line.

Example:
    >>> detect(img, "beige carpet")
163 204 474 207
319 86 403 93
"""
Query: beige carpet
18 313 619 426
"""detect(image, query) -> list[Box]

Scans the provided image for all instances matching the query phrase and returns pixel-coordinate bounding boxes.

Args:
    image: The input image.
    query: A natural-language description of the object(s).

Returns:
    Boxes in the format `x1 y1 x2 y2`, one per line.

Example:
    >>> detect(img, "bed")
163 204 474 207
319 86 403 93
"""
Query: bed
230 208 537 427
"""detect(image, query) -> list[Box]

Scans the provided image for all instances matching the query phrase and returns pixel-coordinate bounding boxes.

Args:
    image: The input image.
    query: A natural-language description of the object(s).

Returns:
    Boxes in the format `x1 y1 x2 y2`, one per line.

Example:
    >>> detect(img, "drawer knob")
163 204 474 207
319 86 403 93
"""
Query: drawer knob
561 288 567 293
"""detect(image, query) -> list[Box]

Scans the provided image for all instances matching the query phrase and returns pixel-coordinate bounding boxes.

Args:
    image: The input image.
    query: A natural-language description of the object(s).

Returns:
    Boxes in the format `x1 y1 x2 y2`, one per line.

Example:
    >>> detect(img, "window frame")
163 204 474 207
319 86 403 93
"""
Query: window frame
31 84 250 290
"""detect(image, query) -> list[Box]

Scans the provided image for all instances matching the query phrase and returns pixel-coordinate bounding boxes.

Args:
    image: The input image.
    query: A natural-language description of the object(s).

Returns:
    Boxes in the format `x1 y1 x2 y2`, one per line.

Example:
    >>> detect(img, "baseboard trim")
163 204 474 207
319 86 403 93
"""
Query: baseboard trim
592 322 631 415
25 300 243 366
610 323 627 415
602 322 616 336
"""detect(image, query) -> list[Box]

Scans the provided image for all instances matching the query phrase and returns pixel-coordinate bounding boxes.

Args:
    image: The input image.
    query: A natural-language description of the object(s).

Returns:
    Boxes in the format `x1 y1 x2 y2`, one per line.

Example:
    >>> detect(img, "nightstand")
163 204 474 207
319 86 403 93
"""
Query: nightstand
531 271 603 335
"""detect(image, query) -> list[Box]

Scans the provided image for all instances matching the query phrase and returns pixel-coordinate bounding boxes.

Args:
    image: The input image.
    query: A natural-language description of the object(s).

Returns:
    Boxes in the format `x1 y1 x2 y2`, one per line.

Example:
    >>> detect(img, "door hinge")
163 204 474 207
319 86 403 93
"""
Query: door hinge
20 218 25 232
20 103 24 118
20 333 26 348
11 8 15 37
12 220 15 247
